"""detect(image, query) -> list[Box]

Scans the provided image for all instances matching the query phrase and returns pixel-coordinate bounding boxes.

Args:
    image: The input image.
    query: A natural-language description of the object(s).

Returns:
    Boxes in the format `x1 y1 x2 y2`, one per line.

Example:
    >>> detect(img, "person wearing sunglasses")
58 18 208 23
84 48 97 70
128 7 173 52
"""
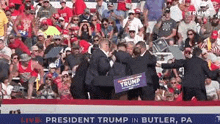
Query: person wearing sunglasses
8 3 20 21
124 27 143 44
91 15 101 36
101 18 113 40
37 0 57 19
9 53 19 78
14 4 36 49
18 0 34 14
67 16 80 30
39 19 61 39
123 9 144 37
58 0 73 23
185 29 201 49
58 71 72 99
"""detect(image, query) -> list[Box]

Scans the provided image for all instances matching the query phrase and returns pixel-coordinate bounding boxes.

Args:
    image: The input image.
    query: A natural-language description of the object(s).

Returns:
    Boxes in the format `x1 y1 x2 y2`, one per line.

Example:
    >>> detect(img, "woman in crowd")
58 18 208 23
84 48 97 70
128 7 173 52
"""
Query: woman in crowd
37 74 58 99
67 16 80 30
78 20 92 42
101 18 113 40
58 71 73 99
185 29 201 48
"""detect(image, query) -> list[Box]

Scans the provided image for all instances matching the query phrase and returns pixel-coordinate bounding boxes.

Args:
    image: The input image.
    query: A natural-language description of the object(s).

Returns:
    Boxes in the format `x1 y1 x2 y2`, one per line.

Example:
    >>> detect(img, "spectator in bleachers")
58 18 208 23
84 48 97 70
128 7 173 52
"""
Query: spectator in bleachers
91 15 101 37
58 0 73 23
96 0 108 20
0 6 8 40
8 34 31 56
58 71 72 99
124 26 143 44
79 8 93 23
170 0 183 23
37 73 58 99
18 0 34 14
44 63 59 83
117 0 131 18
185 29 202 49
14 4 36 49
9 53 44 99
179 0 196 20
155 7 177 45
201 14 220 39
9 53 19 77
123 10 144 38
72 0 86 16
212 0 220 14
31 45 43 65
205 78 220 100
57 17 68 32
67 15 80 30
8 3 20 21
1 78 13 99
37 0 57 19
143 0 165 43
78 20 92 42
101 18 113 40
39 19 61 38
202 30 220 55
102 2 124 35
178 12 197 46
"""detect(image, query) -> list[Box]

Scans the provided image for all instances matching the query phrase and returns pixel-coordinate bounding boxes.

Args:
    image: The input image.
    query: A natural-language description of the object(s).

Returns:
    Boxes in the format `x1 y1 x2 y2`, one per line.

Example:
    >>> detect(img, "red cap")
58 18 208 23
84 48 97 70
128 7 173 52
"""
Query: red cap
185 0 191 3
211 30 218 39
211 0 220 3
41 19 48 25
134 8 141 13
62 29 69 35
53 13 60 19
17 25 23 30
9 3 15 7
70 37 78 42
46 73 53 79
79 40 90 54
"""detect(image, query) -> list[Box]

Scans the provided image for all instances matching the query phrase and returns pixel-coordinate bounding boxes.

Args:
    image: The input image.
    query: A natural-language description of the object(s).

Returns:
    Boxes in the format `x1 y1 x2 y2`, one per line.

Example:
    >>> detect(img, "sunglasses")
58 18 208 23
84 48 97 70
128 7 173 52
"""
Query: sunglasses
187 33 194 36
62 75 69 78
46 78 52 80
109 22 113 24
129 13 134 15
44 1 49 3
92 19 97 21
55 39 61 41
73 19 79 21
129 31 135 33
25 8 31 10
94 39 99 41
184 51 191 54
103 23 108 25
6 14 11 16
13 57 18 60
171 82 176 84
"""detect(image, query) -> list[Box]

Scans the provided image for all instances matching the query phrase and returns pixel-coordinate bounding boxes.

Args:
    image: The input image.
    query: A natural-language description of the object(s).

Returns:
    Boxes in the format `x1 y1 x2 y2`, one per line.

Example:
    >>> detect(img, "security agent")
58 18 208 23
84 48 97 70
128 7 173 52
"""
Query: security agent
158 47 220 101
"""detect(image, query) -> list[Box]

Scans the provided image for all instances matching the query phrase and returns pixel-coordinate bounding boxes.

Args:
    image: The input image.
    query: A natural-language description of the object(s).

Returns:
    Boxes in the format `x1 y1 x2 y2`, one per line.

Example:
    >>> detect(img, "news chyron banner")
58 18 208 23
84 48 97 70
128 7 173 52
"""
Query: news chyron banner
1 99 220 124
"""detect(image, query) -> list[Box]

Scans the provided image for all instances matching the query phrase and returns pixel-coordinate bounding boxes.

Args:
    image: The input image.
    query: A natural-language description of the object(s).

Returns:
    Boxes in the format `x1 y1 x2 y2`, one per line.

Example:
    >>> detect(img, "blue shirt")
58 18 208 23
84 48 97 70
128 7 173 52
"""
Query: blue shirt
145 0 165 21
102 9 123 32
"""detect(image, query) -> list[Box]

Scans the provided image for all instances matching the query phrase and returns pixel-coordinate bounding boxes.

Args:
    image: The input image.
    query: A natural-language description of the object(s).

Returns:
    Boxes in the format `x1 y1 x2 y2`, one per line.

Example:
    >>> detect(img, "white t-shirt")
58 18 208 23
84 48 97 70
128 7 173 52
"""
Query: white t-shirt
123 17 143 34
205 80 219 100
124 34 144 44
178 21 197 42
170 4 183 22
0 46 12 58
2 83 13 99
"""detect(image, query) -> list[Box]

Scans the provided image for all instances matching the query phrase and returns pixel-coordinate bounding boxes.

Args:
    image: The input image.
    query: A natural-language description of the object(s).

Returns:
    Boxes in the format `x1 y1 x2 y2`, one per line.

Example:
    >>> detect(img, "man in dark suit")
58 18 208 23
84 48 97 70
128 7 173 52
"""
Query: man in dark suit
159 48 219 101
85 39 114 99
127 41 159 100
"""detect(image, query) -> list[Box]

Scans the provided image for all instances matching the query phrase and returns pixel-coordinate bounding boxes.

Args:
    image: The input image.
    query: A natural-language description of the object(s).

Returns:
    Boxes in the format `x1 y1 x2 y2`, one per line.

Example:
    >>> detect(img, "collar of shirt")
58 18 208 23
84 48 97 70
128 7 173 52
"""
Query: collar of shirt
100 48 109 57
141 50 146 57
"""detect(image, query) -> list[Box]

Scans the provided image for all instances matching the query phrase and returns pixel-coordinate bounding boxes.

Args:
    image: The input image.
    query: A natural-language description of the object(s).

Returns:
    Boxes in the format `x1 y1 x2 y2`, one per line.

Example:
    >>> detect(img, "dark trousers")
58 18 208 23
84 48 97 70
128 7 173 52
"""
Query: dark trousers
89 85 114 99
0 60 9 81
182 87 207 101
128 85 155 100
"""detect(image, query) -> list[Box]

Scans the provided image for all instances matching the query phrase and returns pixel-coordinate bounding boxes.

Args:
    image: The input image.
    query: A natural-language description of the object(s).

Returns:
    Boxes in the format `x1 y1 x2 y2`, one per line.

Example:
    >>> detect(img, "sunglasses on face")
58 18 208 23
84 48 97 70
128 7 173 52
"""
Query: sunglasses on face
129 31 135 33
92 19 97 21
73 19 79 21
187 33 194 36
55 39 61 41
62 75 69 78
171 82 176 84
129 13 134 15
13 57 18 60
44 1 49 3
94 39 99 41
46 78 52 81
103 23 108 26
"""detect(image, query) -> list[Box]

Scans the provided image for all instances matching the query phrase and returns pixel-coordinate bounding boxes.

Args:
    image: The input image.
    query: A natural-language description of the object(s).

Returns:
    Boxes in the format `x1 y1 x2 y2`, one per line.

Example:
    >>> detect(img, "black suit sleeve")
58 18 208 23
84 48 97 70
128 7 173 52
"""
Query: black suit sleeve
162 59 185 69
98 56 111 75
202 61 218 79
146 54 157 67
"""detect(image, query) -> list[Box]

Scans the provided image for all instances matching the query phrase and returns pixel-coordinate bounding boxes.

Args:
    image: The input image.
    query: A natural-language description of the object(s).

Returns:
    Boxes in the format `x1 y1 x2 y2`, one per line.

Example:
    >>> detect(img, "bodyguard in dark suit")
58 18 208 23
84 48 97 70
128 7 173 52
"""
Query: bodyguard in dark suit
127 41 159 100
161 48 219 101
85 39 114 99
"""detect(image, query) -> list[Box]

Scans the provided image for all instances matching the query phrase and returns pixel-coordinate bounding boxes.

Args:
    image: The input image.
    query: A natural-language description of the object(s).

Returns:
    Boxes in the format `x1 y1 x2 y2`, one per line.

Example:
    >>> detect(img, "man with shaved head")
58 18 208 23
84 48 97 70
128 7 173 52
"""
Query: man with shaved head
85 39 115 99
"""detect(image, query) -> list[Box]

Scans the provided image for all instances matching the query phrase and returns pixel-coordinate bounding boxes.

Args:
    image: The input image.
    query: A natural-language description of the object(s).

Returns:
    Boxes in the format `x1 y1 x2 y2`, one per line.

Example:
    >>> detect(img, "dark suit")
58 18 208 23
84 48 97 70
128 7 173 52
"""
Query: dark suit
85 49 113 99
162 56 219 101
127 51 159 100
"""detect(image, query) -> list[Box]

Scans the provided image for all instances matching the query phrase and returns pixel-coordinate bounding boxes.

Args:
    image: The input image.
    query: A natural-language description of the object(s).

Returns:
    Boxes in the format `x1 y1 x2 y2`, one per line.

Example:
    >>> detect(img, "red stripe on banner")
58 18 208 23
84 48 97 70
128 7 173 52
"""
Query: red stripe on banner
2 99 220 106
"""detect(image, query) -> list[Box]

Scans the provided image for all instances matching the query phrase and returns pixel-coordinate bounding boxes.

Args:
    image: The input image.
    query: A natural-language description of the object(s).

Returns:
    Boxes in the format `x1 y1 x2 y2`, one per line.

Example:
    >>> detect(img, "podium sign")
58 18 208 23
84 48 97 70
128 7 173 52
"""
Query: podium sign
114 72 147 93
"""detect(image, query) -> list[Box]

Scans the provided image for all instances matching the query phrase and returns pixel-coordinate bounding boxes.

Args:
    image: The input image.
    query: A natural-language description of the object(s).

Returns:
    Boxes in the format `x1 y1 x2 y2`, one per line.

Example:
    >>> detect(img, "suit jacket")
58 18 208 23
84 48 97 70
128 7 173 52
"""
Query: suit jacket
162 56 219 90
85 49 111 86
127 51 158 89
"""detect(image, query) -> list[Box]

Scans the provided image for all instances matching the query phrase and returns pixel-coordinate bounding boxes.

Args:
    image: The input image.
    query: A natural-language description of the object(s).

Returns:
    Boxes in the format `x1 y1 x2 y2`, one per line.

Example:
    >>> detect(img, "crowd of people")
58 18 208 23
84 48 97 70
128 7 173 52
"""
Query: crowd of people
0 0 220 101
